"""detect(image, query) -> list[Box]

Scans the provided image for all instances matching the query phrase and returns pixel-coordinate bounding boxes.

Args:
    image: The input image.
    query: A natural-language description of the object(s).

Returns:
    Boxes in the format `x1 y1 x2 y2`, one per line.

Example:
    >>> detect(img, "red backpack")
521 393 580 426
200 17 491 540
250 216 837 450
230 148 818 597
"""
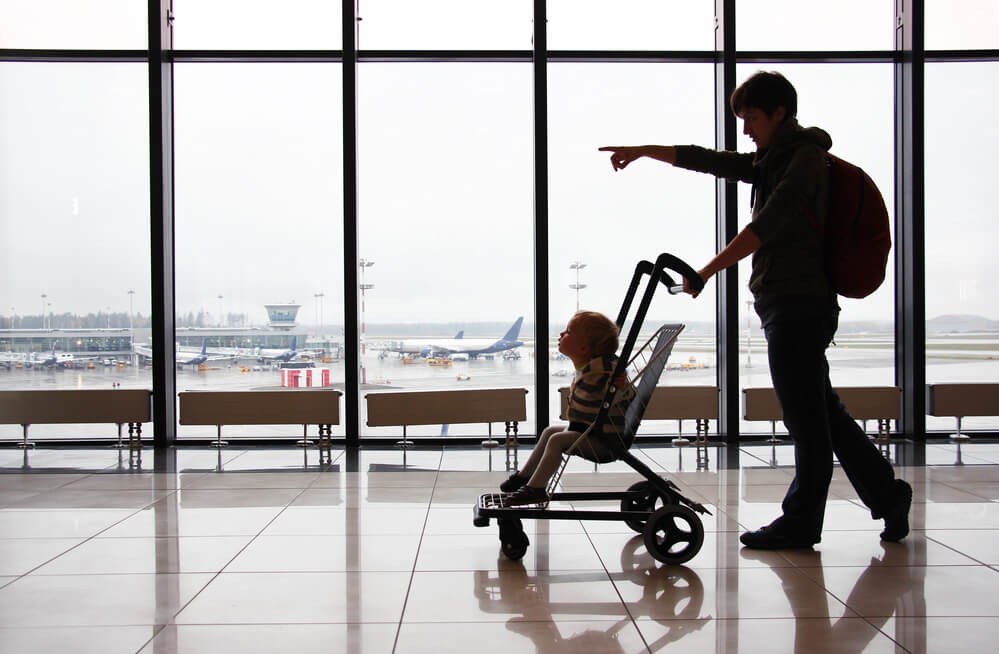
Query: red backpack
812 153 892 299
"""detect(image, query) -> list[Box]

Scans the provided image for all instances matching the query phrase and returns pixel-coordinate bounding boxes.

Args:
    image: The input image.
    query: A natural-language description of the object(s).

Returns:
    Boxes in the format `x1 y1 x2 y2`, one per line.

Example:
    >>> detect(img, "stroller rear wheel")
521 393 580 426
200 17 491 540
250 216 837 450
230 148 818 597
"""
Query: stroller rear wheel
498 517 530 561
622 481 681 533
642 504 704 565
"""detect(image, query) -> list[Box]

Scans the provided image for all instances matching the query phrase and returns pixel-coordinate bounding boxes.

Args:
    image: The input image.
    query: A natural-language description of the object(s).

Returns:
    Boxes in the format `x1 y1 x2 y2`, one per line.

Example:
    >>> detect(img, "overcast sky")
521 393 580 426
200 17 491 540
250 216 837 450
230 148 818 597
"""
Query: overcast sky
1 1 997 330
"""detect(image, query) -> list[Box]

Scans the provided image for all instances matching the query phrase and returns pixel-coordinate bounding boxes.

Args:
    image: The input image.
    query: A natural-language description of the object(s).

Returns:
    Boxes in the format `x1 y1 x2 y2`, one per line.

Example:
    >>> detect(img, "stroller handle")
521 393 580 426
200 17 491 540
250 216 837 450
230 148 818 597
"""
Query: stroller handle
634 253 704 295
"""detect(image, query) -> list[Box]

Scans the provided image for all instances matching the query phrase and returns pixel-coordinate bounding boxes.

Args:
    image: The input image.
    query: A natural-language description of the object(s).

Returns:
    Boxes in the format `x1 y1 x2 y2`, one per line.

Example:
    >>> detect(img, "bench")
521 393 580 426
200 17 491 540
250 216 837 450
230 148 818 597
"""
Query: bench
558 385 718 444
743 386 901 441
179 389 342 464
927 383 999 440
365 388 528 452
0 389 151 450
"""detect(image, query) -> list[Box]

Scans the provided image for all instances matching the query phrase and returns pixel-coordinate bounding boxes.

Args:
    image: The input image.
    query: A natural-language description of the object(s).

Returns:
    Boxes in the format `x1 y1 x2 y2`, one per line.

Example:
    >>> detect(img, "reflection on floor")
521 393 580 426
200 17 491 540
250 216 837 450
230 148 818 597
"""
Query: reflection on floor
0 441 998 653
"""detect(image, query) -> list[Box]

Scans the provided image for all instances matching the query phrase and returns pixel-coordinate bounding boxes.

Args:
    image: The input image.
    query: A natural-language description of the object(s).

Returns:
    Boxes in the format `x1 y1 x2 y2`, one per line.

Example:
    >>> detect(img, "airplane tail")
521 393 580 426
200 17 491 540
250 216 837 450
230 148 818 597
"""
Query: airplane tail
200 339 207 355
290 336 297 352
454 330 464 339
501 317 524 342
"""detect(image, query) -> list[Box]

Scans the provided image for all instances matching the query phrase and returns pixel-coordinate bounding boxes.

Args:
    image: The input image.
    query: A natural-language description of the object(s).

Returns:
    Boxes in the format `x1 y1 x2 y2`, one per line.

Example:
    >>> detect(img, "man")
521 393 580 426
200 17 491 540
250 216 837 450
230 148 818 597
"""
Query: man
599 71 912 549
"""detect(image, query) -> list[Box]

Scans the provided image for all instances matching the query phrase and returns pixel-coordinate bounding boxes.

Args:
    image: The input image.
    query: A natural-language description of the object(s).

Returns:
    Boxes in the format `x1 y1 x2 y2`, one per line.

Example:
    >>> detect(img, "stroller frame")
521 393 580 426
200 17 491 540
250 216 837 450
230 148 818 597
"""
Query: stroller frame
473 253 712 565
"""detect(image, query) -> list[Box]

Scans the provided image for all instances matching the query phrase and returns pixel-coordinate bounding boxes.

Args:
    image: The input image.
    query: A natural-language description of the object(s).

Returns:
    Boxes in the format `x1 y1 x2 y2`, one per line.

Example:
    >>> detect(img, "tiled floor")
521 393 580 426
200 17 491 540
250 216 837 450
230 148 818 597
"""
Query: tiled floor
0 441 997 653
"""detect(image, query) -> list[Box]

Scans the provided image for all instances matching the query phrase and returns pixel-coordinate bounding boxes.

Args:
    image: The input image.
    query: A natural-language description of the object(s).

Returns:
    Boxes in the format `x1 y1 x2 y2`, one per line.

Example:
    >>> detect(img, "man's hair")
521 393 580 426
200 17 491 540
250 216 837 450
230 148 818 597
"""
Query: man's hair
730 71 797 120
573 311 619 357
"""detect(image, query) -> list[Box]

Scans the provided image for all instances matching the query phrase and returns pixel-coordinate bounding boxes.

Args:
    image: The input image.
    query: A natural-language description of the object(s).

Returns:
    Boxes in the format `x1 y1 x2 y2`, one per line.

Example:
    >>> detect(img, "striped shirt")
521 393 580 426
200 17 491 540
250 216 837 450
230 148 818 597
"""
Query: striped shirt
567 354 636 447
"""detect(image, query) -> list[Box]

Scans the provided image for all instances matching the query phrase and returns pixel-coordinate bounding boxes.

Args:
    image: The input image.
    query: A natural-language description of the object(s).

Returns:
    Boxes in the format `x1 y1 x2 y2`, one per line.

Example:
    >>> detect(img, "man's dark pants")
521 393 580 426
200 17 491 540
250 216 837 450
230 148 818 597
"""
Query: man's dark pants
763 308 897 540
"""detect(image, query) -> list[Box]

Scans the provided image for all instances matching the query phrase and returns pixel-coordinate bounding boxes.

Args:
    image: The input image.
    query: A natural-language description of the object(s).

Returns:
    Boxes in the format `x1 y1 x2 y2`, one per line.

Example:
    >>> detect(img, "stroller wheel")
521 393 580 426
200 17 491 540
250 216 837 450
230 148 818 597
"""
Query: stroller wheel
642 504 704 565
622 481 680 533
498 517 530 561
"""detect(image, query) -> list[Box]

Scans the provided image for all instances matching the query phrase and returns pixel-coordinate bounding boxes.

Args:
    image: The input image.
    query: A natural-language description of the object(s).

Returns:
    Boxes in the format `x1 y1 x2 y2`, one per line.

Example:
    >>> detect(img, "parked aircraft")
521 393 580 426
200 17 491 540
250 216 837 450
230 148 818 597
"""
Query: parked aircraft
256 336 302 363
381 317 524 359
176 339 233 367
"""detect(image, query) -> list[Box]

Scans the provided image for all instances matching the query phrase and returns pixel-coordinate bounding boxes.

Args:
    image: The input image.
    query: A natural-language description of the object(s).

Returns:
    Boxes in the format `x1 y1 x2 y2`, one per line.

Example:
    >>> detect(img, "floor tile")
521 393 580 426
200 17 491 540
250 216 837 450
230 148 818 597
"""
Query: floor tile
417 533 605 572
174 571 411 624
880 616 999 653
404 570 629 623
800 564 999 617
925 529 999 565
634 617 901 653
100 503 284 537
396 620 649 654
0 626 157 654
227 534 421 572
0 538 86 575
139 624 399 654
0 573 213 626
0 509 137 538
34 536 252 574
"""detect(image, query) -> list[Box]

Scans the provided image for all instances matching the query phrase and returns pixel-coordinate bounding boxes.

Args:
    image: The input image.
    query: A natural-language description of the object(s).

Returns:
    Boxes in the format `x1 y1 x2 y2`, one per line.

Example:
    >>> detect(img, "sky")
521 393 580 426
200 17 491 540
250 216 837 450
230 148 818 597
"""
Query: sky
1 1 997 331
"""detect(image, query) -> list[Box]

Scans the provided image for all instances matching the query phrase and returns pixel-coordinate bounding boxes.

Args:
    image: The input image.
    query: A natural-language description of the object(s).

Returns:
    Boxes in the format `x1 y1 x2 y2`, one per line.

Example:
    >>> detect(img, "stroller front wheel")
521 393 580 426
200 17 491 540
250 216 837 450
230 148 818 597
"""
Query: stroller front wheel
622 481 680 533
498 517 530 561
643 504 704 565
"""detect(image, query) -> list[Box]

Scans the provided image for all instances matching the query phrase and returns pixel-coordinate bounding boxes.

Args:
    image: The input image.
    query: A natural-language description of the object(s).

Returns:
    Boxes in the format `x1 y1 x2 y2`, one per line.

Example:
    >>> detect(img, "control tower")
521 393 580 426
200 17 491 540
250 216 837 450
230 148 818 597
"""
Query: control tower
264 304 301 330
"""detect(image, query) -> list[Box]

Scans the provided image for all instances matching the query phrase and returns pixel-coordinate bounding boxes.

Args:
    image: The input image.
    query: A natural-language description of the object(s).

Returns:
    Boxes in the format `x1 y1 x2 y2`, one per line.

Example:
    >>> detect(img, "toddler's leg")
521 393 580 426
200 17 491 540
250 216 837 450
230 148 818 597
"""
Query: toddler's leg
526 429 581 489
516 425 564 480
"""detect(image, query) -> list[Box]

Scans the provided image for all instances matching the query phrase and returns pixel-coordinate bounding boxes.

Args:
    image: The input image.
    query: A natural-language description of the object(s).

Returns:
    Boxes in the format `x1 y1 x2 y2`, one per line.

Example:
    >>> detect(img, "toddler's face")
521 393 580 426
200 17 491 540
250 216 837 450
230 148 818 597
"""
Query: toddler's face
558 318 590 363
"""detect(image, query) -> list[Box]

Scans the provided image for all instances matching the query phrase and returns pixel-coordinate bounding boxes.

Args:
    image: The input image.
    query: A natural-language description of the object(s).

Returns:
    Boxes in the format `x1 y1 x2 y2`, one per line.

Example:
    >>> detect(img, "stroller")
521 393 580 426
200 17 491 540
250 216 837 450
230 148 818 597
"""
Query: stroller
474 253 712 565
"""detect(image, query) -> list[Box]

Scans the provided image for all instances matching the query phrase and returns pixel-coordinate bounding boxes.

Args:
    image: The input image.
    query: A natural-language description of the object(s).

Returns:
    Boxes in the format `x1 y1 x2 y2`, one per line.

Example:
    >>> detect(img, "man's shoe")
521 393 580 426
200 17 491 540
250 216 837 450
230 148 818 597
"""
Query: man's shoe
740 524 818 550
500 473 528 493
503 485 549 507
880 479 913 542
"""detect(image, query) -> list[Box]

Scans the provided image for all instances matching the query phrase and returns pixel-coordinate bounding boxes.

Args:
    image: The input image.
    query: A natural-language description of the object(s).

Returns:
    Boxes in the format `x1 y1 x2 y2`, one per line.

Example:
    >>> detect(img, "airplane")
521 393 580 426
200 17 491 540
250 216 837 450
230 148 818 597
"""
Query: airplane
174 339 234 367
255 336 302 363
381 317 524 359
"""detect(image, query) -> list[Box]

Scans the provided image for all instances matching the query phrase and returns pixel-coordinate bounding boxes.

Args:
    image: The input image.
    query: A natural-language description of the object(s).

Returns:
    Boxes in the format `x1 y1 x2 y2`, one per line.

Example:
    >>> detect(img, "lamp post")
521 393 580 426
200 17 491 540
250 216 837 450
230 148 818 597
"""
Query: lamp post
127 289 135 332
40 294 47 329
360 259 375 355
313 292 325 335
569 261 587 313
217 295 224 327
106 306 111 329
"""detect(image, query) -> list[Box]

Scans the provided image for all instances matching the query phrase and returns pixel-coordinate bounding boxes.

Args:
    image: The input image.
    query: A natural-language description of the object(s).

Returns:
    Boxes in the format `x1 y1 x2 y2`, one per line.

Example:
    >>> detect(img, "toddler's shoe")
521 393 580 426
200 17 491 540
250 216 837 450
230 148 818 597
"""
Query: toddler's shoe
503 485 549 507
880 479 913 542
500 473 528 493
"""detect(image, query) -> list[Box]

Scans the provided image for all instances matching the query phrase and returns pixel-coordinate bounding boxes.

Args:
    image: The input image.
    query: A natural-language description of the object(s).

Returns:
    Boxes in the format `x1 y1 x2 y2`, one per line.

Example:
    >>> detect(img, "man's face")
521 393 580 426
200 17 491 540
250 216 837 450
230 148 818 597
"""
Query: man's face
740 105 786 150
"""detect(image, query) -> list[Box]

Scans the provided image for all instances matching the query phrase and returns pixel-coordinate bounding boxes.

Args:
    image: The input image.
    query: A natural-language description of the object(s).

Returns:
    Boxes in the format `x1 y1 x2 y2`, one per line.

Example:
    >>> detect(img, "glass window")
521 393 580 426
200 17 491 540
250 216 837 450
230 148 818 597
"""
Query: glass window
925 62 999 433
548 0 714 51
171 0 342 50
358 0 532 50
736 1 894 52
548 63 716 436
926 0 999 50
357 62 534 439
734 63 895 436
173 63 344 440
0 62 151 441
0 0 147 49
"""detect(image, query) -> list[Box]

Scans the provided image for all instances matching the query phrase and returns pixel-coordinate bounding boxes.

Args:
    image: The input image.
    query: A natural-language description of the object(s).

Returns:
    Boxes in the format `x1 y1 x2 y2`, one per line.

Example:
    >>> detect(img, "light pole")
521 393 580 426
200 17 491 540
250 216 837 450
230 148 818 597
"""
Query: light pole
40 293 47 329
106 306 111 329
127 289 135 331
360 259 375 355
47 303 52 329
313 292 325 335
217 295 224 327
569 261 587 313
9 307 14 330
